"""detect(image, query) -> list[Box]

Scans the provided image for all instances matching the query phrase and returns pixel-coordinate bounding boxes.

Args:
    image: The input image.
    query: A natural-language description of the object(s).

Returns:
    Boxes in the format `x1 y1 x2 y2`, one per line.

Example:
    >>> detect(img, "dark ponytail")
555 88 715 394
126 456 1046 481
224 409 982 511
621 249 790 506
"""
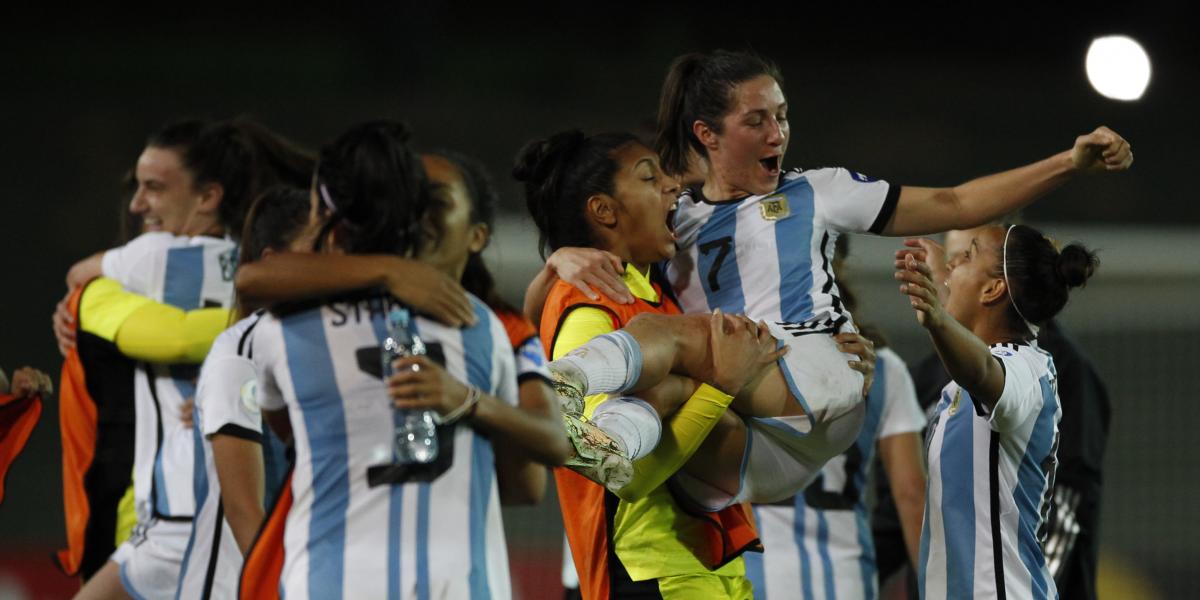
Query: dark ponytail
997 224 1099 330
655 50 783 176
315 120 429 257
147 117 314 240
513 130 638 258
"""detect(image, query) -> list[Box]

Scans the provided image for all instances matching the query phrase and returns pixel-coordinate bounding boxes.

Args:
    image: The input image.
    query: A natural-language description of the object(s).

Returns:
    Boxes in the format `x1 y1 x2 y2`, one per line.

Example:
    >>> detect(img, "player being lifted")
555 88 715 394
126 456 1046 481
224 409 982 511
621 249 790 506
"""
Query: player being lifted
531 49 1131 509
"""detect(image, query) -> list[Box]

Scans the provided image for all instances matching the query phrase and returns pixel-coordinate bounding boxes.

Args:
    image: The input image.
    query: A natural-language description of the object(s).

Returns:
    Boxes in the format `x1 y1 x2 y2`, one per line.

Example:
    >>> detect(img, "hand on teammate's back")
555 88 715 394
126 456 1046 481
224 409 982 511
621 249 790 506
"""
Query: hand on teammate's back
52 290 76 356
385 261 476 328
547 247 633 304
180 397 195 429
706 309 787 395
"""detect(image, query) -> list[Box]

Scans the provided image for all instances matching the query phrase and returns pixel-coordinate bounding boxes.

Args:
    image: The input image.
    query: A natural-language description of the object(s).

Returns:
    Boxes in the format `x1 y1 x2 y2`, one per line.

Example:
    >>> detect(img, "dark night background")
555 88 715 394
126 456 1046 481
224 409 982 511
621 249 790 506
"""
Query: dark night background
1 4 1196 598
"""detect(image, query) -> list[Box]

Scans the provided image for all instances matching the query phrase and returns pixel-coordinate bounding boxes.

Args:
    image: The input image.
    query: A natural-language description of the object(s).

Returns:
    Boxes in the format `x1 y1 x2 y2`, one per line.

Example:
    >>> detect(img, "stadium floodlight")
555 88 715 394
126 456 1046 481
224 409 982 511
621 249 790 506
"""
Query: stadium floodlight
1086 35 1151 101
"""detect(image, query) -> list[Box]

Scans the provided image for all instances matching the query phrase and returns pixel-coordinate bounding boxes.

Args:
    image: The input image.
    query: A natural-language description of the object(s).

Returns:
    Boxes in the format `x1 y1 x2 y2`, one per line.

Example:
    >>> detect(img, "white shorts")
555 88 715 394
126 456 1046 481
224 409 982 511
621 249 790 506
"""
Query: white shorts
672 329 867 510
111 519 191 600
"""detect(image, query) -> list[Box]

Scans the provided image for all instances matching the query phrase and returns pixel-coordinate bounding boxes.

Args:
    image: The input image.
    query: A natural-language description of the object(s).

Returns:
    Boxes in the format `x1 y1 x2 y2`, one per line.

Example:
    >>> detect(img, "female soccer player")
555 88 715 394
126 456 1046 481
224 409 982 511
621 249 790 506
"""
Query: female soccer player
173 186 321 600
234 148 568 504
896 224 1095 600
68 117 313 600
517 130 876 599
745 237 927 600
539 49 1131 507
249 121 567 599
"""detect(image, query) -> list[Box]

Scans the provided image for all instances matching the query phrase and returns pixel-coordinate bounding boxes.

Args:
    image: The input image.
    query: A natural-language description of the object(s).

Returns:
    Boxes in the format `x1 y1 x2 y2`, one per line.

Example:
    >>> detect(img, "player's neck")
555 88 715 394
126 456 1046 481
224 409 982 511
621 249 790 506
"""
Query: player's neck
972 313 1027 346
702 170 753 202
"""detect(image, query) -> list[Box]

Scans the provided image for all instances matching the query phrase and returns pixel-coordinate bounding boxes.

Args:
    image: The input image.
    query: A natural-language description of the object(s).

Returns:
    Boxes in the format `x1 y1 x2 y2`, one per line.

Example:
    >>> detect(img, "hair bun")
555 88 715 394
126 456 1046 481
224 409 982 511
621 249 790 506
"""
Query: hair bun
1056 243 1099 289
512 130 585 184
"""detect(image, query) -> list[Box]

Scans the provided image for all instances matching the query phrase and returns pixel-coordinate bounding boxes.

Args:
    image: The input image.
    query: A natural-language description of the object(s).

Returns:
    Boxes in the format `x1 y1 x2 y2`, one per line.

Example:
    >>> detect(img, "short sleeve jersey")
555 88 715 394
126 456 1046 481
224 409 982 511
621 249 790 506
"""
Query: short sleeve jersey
177 313 262 599
102 232 238 521
668 168 898 331
251 294 517 600
747 347 925 600
919 343 1061 600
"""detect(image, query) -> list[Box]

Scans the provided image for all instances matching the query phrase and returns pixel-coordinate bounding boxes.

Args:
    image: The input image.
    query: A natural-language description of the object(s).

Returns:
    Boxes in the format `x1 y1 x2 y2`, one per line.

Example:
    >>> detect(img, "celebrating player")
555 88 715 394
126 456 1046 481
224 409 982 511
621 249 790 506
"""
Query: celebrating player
745 237 927 600
896 224 1097 599
69 118 312 600
538 48 1131 507
249 121 566 599
173 185 321 599
517 130 798 598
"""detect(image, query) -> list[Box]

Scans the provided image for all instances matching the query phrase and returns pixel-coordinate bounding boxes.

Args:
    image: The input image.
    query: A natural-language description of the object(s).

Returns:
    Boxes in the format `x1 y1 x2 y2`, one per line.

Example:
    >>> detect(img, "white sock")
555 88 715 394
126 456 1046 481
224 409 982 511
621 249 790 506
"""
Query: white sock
553 331 642 395
591 397 661 460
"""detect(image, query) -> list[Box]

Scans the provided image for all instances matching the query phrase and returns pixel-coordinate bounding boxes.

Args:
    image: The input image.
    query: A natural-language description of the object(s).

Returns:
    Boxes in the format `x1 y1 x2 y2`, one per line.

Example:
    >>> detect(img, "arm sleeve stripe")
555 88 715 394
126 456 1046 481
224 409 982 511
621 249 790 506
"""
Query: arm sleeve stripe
213 424 263 444
868 184 902 234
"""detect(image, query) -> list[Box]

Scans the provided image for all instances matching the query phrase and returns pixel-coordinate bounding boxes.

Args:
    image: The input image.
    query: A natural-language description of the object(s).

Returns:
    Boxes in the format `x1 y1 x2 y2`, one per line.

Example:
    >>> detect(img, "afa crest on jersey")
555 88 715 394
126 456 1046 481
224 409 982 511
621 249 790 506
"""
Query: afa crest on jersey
219 247 239 282
759 194 791 221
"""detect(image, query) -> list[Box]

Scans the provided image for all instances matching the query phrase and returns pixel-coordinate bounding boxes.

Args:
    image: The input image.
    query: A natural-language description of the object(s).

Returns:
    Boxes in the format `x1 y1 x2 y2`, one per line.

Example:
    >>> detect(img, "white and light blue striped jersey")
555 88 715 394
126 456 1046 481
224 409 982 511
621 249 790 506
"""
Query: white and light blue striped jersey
102 232 239 522
746 347 925 600
668 168 898 332
177 313 262 600
514 335 551 384
252 293 516 600
919 342 1061 600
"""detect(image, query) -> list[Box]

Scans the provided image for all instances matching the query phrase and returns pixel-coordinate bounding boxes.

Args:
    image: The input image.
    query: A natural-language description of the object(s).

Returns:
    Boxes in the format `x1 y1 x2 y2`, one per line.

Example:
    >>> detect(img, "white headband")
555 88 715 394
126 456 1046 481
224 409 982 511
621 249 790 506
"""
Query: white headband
1002 224 1040 337
319 182 337 213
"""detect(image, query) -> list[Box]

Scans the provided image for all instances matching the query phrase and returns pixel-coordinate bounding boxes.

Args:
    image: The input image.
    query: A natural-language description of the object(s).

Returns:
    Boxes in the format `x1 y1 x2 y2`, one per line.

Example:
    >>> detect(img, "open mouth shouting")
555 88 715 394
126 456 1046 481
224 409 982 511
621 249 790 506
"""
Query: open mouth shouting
759 154 782 178
665 200 678 240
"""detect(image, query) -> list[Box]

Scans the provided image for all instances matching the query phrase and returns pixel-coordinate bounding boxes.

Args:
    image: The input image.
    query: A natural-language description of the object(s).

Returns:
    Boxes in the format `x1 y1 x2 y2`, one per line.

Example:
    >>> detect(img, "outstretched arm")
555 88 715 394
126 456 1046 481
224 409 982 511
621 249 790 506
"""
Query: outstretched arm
236 253 476 327
73 278 229 364
883 127 1133 236
895 251 1005 407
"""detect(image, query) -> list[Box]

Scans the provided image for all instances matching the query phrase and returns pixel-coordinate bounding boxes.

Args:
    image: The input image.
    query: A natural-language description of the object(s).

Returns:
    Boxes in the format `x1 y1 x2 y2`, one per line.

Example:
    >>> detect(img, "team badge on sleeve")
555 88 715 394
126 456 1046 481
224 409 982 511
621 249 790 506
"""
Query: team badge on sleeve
240 379 259 413
760 194 791 221
849 171 877 183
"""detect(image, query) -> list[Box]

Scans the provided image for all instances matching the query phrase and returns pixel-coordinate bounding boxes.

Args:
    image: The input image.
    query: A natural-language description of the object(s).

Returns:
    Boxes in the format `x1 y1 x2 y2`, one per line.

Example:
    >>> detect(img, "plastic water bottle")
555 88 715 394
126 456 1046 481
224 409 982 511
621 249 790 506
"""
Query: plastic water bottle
382 307 439 464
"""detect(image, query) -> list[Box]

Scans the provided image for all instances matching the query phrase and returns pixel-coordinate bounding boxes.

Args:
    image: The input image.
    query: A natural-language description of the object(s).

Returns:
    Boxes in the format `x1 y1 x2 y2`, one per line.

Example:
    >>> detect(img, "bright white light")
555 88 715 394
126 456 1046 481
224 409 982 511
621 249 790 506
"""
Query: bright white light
1086 36 1151 101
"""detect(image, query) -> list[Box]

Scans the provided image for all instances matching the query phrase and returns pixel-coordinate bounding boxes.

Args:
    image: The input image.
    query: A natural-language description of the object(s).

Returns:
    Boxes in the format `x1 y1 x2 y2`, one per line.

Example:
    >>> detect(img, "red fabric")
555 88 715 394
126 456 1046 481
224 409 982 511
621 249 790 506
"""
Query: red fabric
0 392 42 505
686 501 764 570
55 286 96 576
495 307 539 351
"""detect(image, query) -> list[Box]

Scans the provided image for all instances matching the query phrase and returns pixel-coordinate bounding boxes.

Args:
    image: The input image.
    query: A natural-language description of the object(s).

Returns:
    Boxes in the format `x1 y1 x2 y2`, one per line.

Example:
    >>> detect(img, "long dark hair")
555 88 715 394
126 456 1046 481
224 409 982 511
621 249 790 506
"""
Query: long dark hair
313 120 430 257
655 50 782 176
147 117 314 239
513 129 639 258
